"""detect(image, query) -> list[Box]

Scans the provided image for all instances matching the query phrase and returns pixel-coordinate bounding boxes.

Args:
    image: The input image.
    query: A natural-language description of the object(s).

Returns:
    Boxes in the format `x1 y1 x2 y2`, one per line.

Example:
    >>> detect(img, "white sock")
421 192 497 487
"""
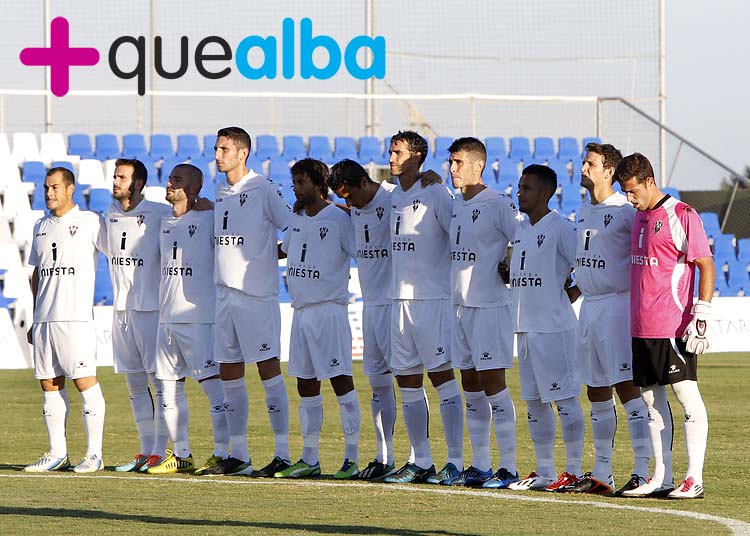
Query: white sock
464 390 491 472
161 380 190 458
125 372 154 454
436 379 463 469
641 385 674 485
488 388 517 474
337 389 361 463
557 397 584 477
200 378 229 458
526 398 556 480
299 395 323 465
43 389 69 458
149 374 169 458
80 383 106 458
222 377 249 462
623 397 651 477
369 373 396 465
400 386 432 469
262 374 290 461
672 380 708 485
590 398 616 483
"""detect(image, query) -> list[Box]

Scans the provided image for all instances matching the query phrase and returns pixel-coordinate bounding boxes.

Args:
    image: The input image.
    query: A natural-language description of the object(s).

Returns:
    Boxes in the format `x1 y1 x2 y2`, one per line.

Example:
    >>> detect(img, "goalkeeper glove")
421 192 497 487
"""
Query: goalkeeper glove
681 299 711 354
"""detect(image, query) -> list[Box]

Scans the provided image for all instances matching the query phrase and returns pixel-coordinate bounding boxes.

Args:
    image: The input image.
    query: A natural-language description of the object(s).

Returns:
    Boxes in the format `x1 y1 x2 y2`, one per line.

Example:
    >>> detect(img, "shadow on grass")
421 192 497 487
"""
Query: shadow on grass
0 506 479 535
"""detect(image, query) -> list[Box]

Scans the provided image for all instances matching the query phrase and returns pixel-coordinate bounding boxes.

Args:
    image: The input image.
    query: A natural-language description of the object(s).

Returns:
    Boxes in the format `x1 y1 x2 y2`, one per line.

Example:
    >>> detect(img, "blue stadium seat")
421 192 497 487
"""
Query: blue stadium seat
68 134 94 159
662 186 681 200
255 135 279 160
737 238 750 261
22 161 46 185
485 137 507 162
711 233 736 258
482 164 496 184
281 135 307 162
176 134 202 160
94 253 114 305
268 158 291 181
549 159 571 183
421 156 446 178
203 134 217 160
333 136 358 161
561 183 584 212
433 137 453 161
700 212 721 235
246 156 266 176
150 134 174 160
191 159 212 184
509 137 532 163
73 186 86 208
122 134 149 161
31 187 47 210
533 137 556 160
95 134 120 160
88 188 111 214
498 161 519 184
0 294 16 310
308 136 333 163
358 137 386 165
581 137 602 157
199 179 216 201
50 160 75 173
161 156 187 182
558 137 580 161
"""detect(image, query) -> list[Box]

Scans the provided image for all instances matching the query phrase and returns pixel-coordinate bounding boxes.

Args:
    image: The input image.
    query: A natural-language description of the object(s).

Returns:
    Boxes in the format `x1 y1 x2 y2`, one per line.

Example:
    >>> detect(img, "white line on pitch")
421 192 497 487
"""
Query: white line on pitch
2 473 748 536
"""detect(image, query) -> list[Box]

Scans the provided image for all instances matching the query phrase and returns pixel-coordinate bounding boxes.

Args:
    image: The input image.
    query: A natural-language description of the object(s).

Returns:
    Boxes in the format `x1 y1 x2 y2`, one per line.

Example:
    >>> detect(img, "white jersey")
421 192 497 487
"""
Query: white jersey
214 170 291 300
29 205 105 322
450 187 519 307
159 209 215 323
390 182 453 300
575 192 635 298
351 183 394 306
510 210 577 333
106 199 172 312
282 203 356 309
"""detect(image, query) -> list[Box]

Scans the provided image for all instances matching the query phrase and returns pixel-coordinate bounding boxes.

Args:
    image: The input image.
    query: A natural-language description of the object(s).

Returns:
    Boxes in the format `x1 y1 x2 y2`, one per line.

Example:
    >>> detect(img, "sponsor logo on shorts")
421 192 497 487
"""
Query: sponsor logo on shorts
435 346 445 356
619 362 631 372
668 364 680 374
329 357 340 367
76 360 86 368
259 343 271 352
480 352 492 361
550 382 560 391
204 359 216 368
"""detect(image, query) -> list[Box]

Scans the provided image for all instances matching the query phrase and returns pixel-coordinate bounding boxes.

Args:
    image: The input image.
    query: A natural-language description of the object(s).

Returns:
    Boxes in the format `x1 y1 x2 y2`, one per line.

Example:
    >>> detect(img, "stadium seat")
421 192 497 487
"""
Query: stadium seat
161 156 188 182
50 161 75 173
662 186 681 200
549 159 571 182
122 134 149 161
143 185 168 205
358 136 386 165
700 212 721 235
150 134 174 160
67 134 94 159
246 156 266 176
433 137 453 161
307 136 333 163
21 161 46 187
203 134 217 160
39 133 69 167
281 135 307 162
191 160 212 185
94 253 114 305
533 137 556 161
176 134 202 160
11 133 40 165
485 137 508 162
77 159 106 188
498 161 520 184
12 209 44 255
255 135 279 160
95 134 121 160
0 134 11 161
268 158 291 181
333 136 359 161
199 179 216 201
737 238 750 261
558 137 580 161
482 165 496 183
727 259 748 287
581 137 602 157
422 156 446 178
30 185 47 211
509 137 532 163
711 233 736 258
73 185 86 208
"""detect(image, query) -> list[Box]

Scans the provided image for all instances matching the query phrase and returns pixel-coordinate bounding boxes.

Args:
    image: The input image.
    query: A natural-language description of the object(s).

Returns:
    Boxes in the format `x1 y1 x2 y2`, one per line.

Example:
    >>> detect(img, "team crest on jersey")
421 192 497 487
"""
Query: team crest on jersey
136 214 145 227
68 225 78 237
654 221 663 234
319 226 328 239
510 202 517 211
239 193 248 206
188 224 197 237
472 209 480 222
376 206 384 220
537 234 545 247
412 199 421 212
603 214 612 227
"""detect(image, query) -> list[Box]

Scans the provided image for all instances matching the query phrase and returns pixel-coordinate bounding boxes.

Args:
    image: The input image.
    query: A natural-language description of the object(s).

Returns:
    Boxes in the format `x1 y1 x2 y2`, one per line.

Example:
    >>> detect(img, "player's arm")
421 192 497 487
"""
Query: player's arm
694 255 716 302
277 242 287 260
419 169 443 187
681 255 716 354
194 197 214 211
565 270 582 303
27 268 39 344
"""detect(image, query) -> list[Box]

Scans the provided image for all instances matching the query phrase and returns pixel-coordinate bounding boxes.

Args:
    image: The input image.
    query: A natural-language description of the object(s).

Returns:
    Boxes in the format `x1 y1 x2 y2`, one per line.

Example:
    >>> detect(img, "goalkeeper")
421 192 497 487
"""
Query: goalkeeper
615 153 716 500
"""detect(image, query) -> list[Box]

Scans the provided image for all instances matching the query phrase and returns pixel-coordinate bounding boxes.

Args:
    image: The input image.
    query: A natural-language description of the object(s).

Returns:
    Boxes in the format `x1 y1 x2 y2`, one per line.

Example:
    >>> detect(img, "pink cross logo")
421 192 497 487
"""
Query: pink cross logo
19 17 99 97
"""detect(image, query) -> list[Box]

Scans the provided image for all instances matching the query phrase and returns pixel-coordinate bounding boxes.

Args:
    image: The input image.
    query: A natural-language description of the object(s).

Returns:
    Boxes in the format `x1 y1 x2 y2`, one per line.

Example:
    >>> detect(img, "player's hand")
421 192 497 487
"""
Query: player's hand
292 200 304 214
194 197 214 211
681 300 711 354
418 170 443 187
27 326 32 345
498 259 510 284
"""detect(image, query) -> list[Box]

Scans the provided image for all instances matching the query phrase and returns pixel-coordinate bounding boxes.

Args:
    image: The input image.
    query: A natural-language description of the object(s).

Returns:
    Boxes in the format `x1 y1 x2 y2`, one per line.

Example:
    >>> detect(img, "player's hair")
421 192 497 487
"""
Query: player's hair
172 163 204 195
46 166 75 187
114 158 148 192
522 164 557 198
448 137 487 162
390 130 428 166
291 158 329 198
328 159 374 191
585 142 623 182
613 152 654 185
216 126 251 161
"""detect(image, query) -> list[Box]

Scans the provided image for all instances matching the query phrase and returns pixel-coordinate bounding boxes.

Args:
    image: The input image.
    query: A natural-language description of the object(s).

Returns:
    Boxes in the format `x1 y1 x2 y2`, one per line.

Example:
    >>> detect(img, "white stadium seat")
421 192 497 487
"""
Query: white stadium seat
11 133 40 165
78 159 106 188
39 133 69 167
143 185 169 205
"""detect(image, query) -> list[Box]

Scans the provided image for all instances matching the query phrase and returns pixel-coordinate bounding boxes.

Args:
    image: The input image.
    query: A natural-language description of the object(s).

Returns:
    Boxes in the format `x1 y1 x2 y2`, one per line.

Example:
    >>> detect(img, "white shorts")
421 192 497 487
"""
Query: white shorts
574 293 634 387
112 309 159 374
517 330 581 403
288 303 353 380
33 321 97 380
362 303 392 376
155 323 218 381
215 286 281 364
452 304 514 372
391 299 452 374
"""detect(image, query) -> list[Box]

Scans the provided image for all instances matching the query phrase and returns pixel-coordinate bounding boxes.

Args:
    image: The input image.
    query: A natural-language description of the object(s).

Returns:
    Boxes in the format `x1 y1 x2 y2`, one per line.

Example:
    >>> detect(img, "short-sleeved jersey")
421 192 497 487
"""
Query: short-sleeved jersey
390 182 453 300
630 196 712 338
575 192 635 298
450 188 519 307
106 200 172 312
159 209 215 323
214 170 291 300
282 203 356 309
510 210 577 333
351 183 394 306
29 206 105 322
